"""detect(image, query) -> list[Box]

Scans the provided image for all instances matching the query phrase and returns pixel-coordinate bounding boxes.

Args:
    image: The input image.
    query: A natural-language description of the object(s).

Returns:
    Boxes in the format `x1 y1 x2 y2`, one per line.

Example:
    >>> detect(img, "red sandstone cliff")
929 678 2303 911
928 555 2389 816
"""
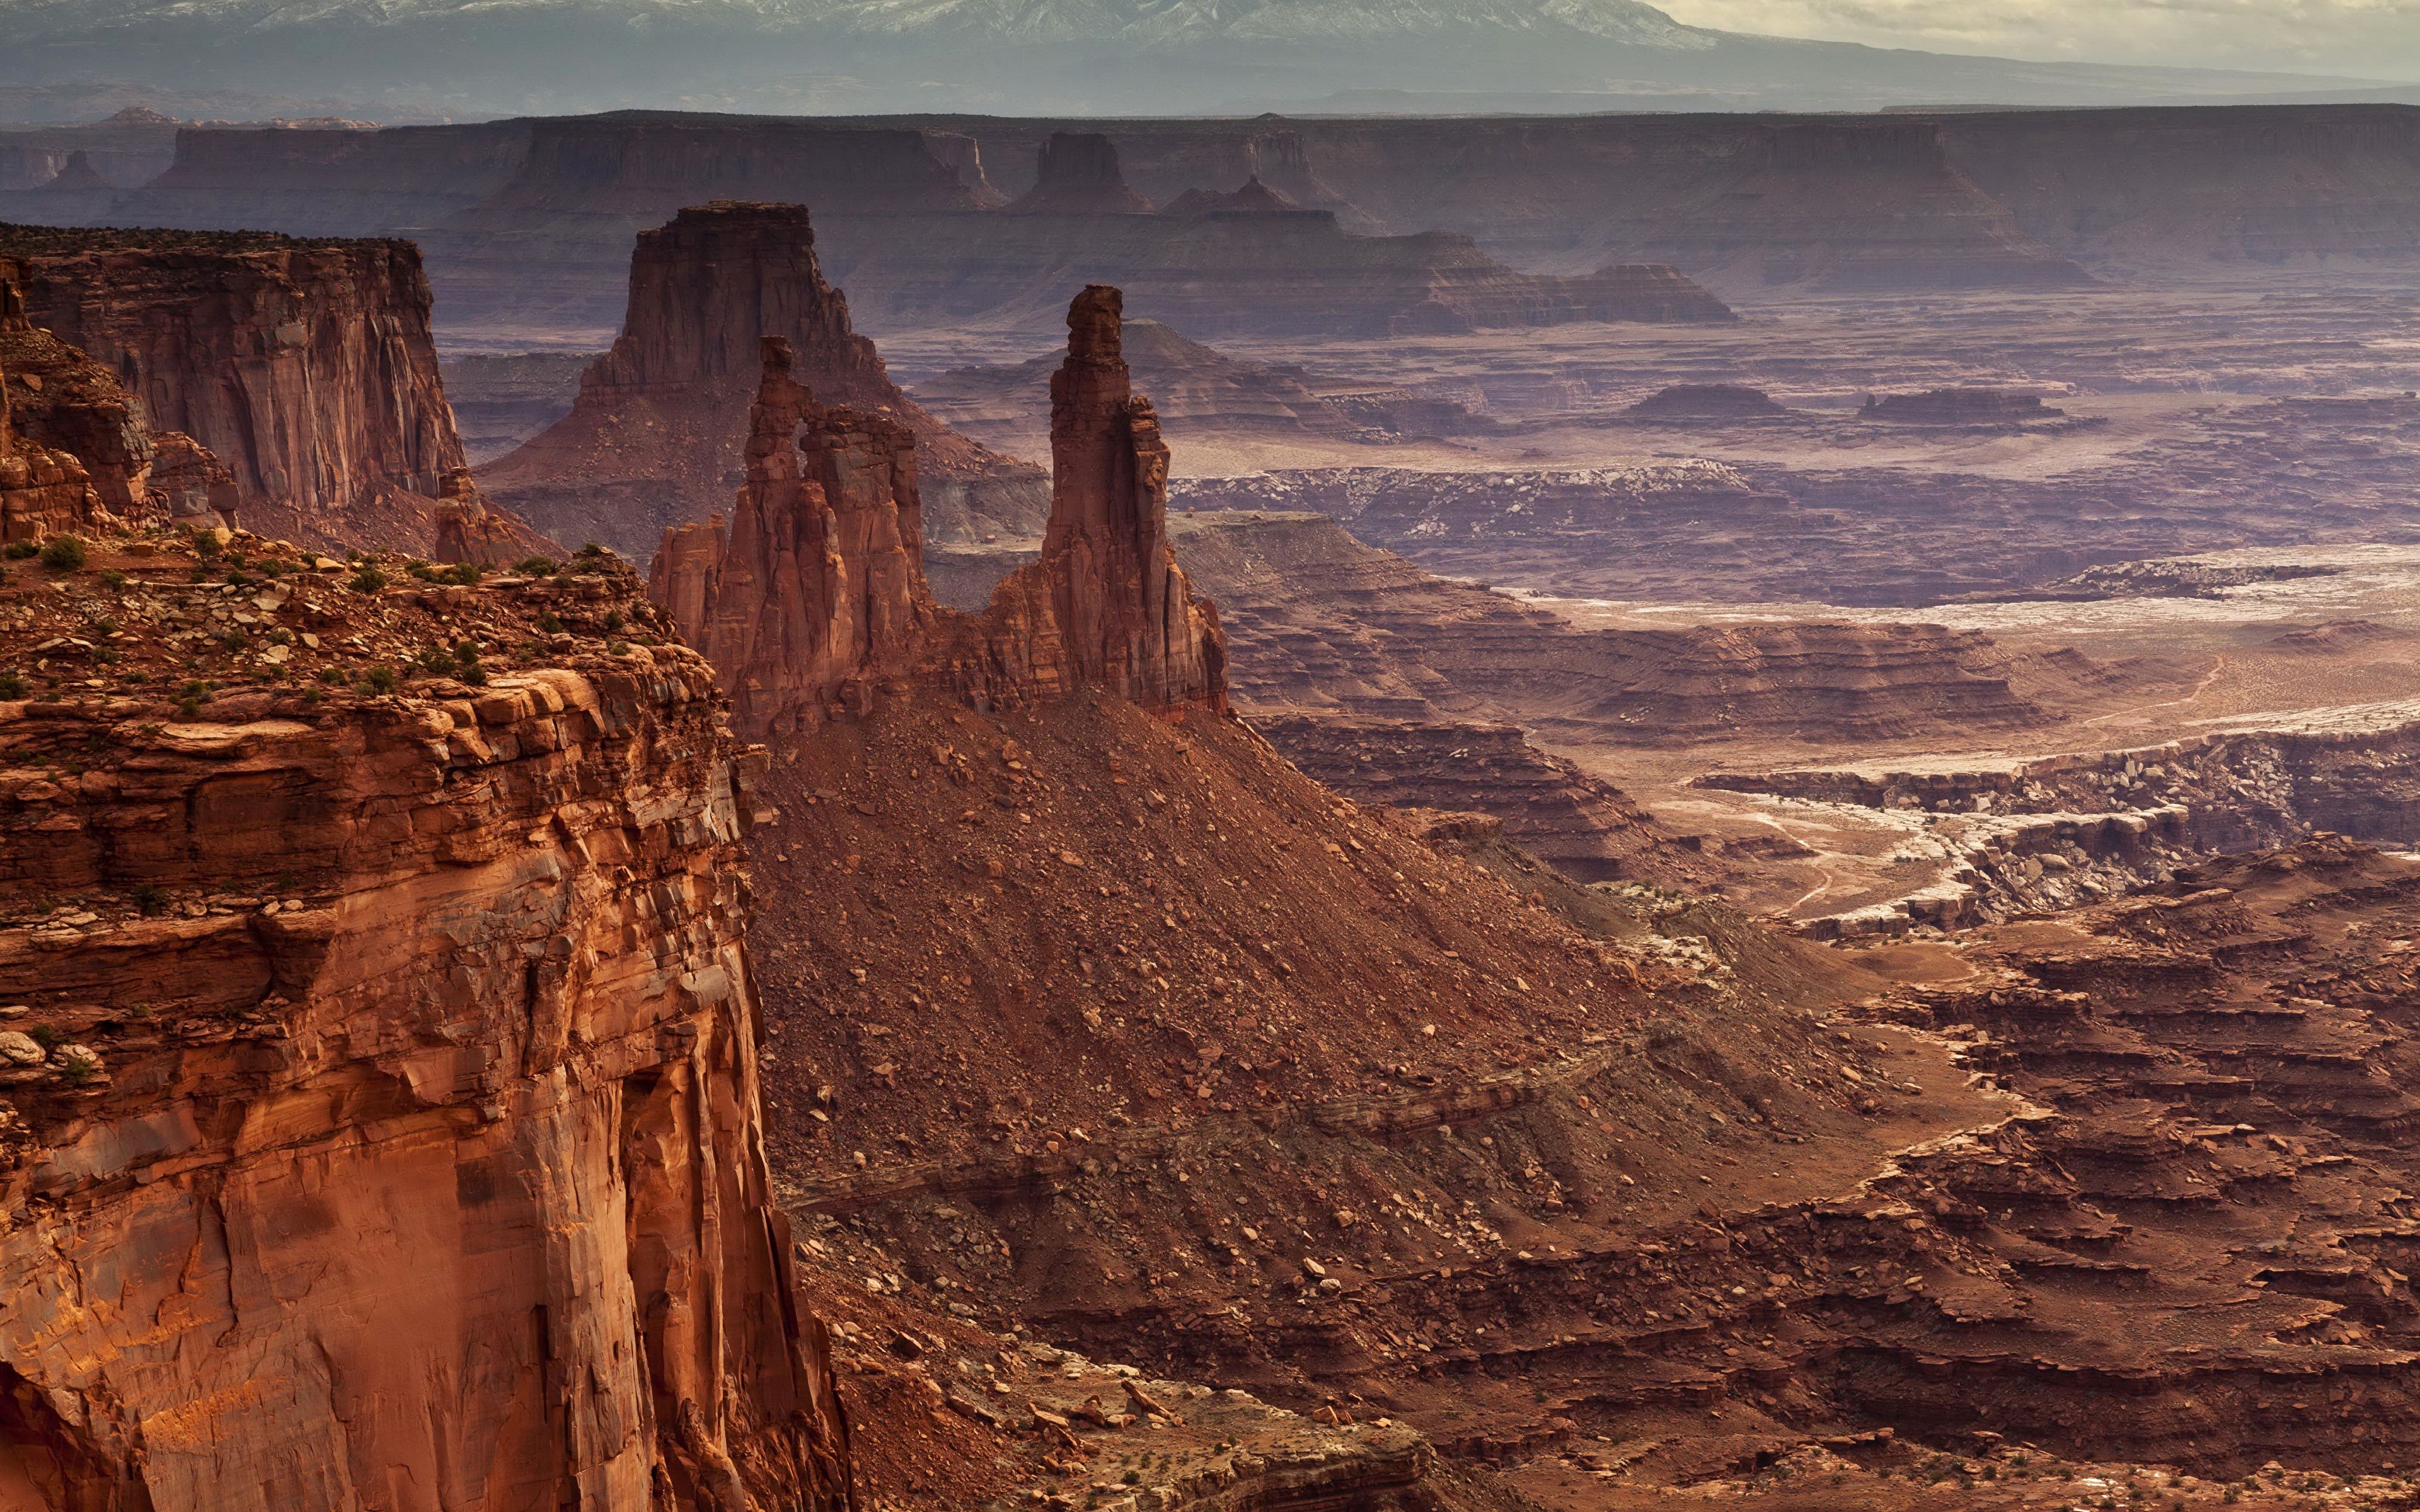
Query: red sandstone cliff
0 225 479 553
647 337 936 735
481 200 1048 559
0 534 851 1512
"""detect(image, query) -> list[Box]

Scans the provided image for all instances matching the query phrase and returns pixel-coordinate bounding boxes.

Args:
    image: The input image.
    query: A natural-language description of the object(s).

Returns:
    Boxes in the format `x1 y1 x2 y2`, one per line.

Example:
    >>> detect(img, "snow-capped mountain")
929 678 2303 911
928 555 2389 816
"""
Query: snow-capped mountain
0 0 2388 118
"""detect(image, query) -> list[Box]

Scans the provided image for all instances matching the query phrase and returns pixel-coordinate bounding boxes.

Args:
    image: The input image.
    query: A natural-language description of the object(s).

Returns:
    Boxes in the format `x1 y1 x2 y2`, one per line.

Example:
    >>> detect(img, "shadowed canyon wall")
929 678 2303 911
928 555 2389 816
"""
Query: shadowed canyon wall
0 224 473 551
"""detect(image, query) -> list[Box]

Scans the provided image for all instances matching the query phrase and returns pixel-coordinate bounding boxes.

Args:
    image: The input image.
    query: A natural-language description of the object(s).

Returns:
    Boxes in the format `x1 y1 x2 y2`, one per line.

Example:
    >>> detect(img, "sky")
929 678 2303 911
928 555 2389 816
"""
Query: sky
1652 0 2420 81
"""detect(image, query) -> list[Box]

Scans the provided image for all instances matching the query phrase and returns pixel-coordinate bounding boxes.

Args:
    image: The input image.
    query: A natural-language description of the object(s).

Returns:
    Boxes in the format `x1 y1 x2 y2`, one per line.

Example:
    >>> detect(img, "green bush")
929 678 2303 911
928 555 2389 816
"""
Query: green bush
2 541 37 560
190 530 222 559
350 566 388 594
38 536 86 571
516 556 558 576
99 569 126 590
132 883 167 917
0 670 23 699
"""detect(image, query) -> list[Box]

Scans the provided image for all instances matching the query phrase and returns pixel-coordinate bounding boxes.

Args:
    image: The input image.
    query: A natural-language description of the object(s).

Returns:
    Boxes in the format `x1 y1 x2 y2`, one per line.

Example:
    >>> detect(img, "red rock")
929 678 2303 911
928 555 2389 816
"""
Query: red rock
1006 284 1226 713
0 255 242 539
654 285 1228 723
429 466 525 566
0 226 471 551
482 200 1047 558
0 560 851 1512
649 336 937 736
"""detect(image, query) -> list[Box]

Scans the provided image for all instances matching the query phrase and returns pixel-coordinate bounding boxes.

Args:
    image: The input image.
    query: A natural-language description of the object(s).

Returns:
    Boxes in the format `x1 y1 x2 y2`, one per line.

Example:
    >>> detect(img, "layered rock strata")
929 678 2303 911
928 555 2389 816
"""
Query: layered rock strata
1250 711 1704 885
0 224 473 551
0 532 851 1511
482 200 1047 558
1165 510 2074 747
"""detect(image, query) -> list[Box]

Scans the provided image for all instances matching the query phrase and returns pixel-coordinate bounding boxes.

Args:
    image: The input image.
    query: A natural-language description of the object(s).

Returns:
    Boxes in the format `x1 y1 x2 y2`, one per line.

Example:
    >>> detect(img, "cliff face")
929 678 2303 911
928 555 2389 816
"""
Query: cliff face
648 337 937 736
0 532 851 1512
481 200 1048 559
0 224 476 553
807 139 1735 338
0 256 238 541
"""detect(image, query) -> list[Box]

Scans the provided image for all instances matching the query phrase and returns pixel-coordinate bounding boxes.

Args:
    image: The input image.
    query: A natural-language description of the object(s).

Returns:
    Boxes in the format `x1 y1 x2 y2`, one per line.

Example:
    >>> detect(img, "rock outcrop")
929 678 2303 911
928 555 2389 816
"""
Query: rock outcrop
1158 175 1299 217
1628 382 1788 418
652 288 1227 730
963 287 1228 714
0 530 853 1512
648 336 937 736
481 200 1048 558
0 224 473 552
1861 386 2062 423
429 466 524 566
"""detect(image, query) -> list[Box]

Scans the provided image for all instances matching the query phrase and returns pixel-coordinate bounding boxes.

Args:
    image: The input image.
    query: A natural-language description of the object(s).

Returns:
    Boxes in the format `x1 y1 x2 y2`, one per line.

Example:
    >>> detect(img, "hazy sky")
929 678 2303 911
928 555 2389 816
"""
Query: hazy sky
1652 0 2420 81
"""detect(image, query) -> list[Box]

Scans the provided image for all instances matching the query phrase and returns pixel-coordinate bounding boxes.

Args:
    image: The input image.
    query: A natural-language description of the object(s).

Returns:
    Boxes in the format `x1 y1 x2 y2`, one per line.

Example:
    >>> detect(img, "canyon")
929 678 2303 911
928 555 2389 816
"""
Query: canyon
4 84 2420 1512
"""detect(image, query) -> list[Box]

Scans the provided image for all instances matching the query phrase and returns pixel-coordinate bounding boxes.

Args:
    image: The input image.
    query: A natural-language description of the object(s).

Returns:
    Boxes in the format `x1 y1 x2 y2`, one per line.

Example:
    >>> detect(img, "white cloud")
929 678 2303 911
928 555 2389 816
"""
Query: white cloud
1654 0 2420 81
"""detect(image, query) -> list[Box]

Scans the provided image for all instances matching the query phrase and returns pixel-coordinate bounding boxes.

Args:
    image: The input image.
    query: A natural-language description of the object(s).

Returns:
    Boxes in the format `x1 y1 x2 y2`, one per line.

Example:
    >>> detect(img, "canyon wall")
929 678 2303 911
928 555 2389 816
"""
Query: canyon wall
0 224 476 551
482 200 1047 558
1 256 239 538
805 135 1738 337
0 536 851 1511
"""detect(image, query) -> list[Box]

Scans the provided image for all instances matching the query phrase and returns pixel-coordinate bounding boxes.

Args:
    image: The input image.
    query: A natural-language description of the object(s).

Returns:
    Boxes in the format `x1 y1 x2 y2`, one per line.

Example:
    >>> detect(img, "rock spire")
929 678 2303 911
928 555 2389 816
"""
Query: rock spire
649 335 936 736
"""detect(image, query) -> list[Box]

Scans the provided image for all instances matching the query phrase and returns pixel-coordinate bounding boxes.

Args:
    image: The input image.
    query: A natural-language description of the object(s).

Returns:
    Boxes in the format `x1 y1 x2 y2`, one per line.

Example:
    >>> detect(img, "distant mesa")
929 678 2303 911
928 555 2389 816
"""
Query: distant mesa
1860 387 2063 424
35 151 113 193
1160 176 1303 217
1628 382 1787 418
480 199 1047 559
1008 133 1156 215
915 315 1497 446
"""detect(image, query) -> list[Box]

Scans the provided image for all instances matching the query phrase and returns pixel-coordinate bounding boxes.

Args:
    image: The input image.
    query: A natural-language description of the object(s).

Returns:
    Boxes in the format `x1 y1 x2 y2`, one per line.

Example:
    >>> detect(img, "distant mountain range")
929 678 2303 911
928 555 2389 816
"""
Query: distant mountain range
1 0 2407 119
